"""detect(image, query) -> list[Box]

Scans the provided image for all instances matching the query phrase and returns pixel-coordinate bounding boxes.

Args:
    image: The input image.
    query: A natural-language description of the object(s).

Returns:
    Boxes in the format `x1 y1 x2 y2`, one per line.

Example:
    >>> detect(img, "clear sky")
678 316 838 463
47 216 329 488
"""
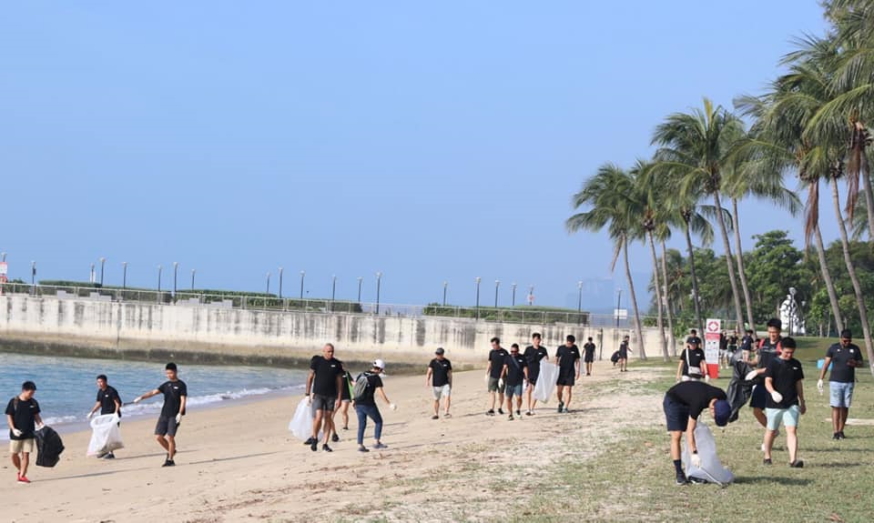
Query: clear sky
0 1 832 310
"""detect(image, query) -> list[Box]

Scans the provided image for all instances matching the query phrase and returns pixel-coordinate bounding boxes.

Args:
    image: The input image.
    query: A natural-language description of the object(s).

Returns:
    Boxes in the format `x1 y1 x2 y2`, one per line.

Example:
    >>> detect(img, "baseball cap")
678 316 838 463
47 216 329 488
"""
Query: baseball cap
373 359 386 370
435 348 445 355
714 400 731 427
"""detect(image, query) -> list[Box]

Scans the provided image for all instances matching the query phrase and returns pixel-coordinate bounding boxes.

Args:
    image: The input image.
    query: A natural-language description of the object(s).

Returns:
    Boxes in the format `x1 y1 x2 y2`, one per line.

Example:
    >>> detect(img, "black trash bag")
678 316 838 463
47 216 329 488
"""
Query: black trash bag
726 360 757 423
35 425 65 468
610 351 620 364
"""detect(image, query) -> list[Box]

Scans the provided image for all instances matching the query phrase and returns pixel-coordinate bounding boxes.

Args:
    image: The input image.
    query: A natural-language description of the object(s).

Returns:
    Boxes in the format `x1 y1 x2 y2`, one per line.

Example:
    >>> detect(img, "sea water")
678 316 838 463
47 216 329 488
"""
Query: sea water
0 352 307 439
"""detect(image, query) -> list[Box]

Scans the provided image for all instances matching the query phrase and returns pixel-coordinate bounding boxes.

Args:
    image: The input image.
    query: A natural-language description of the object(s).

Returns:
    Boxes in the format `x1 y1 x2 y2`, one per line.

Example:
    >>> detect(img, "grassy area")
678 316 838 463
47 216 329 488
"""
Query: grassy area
513 351 874 523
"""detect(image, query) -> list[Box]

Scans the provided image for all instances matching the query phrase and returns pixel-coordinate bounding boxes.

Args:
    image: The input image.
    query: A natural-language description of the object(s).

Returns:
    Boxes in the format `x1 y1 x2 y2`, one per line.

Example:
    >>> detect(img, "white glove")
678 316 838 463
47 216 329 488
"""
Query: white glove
745 370 758 381
36 423 45 430
704 375 711 383
175 413 183 424
133 396 142 404
690 453 701 468
390 403 398 411
498 379 504 389
770 391 784 403
817 379 824 395
86 411 94 420
11 428 22 437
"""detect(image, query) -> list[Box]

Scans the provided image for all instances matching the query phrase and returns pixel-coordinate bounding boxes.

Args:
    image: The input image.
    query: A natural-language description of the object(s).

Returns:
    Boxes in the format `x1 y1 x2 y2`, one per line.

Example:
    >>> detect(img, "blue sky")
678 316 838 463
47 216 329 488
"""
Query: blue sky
0 2 832 309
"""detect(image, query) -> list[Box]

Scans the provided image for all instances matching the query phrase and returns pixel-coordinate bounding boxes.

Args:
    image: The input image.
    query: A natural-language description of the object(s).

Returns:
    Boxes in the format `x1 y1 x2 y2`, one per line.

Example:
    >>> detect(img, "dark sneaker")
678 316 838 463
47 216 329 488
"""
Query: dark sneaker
310 440 318 452
431 415 439 420
322 444 333 453
304 437 316 445
162 460 175 467
516 410 521 417
838 431 846 440
358 446 369 453
790 460 804 468
675 473 688 485
498 408 504 415
763 458 772 465
486 409 495 416
372 443 388 450
688 476 708 485
508 414 514 421
104 452 116 459
331 433 339 443
558 402 564 413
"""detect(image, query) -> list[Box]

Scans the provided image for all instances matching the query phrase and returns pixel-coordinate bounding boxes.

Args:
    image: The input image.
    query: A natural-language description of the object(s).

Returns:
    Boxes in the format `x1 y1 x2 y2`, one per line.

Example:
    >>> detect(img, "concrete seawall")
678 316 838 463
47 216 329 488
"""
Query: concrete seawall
0 295 663 369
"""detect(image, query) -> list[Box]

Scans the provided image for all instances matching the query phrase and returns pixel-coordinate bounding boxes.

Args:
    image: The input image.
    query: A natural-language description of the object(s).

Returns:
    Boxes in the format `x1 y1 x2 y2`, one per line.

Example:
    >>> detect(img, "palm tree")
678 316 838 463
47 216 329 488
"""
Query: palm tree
652 98 747 333
567 164 647 360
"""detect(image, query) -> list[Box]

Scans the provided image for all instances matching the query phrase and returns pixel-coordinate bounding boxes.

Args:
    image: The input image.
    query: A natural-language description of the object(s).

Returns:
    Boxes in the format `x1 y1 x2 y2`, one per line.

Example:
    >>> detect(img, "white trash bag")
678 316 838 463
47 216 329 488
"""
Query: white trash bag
87 414 124 456
533 361 560 404
289 397 323 442
682 422 734 485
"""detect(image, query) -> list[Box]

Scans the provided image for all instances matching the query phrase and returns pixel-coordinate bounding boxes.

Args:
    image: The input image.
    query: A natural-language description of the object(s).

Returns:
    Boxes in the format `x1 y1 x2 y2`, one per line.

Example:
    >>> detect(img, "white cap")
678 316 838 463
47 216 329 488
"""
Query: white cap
373 359 386 370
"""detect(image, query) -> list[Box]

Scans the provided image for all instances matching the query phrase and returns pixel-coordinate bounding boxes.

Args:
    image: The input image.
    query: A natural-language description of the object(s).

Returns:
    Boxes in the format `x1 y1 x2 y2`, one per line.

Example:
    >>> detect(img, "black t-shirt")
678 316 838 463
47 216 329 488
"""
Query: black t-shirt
666 382 727 420
765 357 804 408
619 341 629 356
728 336 738 349
557 345 581 374
523 346 549 373
157 380 188 418
310 355 345 397
826 343 863 383
354 372 383 407
679 348 706 377
504 353 529 386
741 335 753 352
429 358 453 387
97 385 122 417
5 397 41 440
757 338 782 370
339 371 353 401
583 343 596 358
488 348 509 378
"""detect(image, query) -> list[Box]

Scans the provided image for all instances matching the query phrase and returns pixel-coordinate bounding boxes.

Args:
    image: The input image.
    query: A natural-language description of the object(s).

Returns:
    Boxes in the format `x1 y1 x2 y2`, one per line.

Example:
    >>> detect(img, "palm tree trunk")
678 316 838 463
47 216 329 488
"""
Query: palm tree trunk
623 236 647 360
814 223 844 334
660 240 677 356
830 176 874 376
861 163 874 241
683 217 704 334
648 232 669 361
713 191 745 333
732 197 756 332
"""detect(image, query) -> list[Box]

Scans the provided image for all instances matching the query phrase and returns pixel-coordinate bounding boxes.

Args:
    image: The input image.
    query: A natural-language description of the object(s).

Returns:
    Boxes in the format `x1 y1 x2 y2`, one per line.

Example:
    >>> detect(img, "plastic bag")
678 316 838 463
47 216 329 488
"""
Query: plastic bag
533 361 559 404
87 414 123 456
681 422 734 485
289 397 321 441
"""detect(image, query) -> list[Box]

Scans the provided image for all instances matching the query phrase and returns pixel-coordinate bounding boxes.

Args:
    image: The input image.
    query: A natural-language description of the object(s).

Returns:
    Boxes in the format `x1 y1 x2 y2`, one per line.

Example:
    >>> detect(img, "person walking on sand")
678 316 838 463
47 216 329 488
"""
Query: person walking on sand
303 343 344 452
555 335 581 413
330 366 353 444
817 329 863 441
618 335 632 372
86 374 122 459
426 348 452 419
523 333 549 415
502 344 529 420
583 337 596 376
6 381 43 484
485 337 509 416
132 363 188 467
762 337 805 468
663 380 731 485
354 360 397 452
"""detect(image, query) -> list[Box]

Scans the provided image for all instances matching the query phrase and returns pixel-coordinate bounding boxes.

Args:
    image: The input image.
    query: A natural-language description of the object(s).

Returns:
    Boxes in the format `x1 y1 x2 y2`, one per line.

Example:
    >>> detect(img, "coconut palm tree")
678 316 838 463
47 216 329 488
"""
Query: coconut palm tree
651 98 747 333
567 164 647 360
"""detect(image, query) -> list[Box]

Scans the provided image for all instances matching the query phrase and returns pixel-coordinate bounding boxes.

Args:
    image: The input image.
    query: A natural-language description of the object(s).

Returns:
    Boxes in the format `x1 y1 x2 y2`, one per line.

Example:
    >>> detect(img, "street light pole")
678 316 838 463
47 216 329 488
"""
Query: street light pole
30 261 36 287
375 272 382 315
475 277 481 320
300 271 305 300
511 282 517 307
90 263 95 284
99 257 106 286
191 269 196 291
1 252 6 262
578 280 583 324
278 267 284 299
443 281 448 306
173 262 179 297
789 287 797 335
494 280 500 308
357 277 363 303
122 262 128 290
331 275 337 311
266 272 271 294
157 265 162 292
616 289 623 329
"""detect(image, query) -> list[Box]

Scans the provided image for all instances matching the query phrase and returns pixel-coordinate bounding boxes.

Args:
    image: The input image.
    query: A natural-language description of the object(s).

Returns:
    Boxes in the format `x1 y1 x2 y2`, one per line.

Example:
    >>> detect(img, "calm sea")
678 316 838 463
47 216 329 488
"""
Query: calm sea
0 352 307 439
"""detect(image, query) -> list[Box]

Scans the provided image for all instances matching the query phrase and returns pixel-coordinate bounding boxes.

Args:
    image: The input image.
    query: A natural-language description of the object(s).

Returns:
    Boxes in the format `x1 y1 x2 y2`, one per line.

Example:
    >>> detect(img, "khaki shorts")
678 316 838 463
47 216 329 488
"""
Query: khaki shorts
432 384 451 400
9 438 35 454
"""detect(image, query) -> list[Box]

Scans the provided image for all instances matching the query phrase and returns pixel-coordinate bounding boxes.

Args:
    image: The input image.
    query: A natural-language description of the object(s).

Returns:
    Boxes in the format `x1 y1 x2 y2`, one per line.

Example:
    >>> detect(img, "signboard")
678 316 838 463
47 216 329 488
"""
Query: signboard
613 308 628 320
704 318 721 379
0 262 6 276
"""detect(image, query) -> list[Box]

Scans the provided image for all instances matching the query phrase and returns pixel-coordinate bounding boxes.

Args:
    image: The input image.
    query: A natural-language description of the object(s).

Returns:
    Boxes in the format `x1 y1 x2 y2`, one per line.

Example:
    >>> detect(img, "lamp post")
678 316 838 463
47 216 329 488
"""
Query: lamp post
1 252 6 262
615 288 623 329
511 282 517 307
122 262 128 290
475 277 482 320
299 271 305 299
191 269 196 291
578 280 583 324
157 265 162 292
789 287 797 335
99 257 106 286
357 277 363 303
266 272 271 294
173 262 179 297
375 272 382 315
30 260 36 287
442 281 448 306
331 275 337 311
278 267 284 299
494 280 500 308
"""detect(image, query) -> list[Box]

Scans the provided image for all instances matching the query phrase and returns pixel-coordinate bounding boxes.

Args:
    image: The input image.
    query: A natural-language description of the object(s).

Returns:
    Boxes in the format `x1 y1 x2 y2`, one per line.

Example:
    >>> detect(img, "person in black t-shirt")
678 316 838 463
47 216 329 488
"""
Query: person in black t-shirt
87 374 122 459
330 365 354 444
485 337 509 416
426 348 453 419
6 381 43 484
741 329 755 362
132 363 188 467
303 343 345 452
583 337 596 376
523 333 549 415
663 380 730 485
762 337 805 467
747 318 783 435
555 335 581 413
817 329 864 440
501 344 529 420
618 335 632 372
354 360 397 453
676 341 708 383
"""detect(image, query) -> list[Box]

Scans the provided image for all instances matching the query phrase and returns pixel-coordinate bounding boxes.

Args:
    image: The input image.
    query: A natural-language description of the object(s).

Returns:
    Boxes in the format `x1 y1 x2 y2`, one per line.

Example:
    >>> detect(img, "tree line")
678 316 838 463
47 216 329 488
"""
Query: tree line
566 1 874 375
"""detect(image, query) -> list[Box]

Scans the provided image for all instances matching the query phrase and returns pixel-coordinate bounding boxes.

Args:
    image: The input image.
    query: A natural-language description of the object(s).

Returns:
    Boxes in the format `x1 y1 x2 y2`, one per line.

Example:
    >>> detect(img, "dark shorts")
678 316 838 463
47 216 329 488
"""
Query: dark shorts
619 351 628 360
155 416 180 437
557 374 575 387
663 395 690 432
528 367 540 386
750 384 767 410
584 354 595 363
312 394 337 412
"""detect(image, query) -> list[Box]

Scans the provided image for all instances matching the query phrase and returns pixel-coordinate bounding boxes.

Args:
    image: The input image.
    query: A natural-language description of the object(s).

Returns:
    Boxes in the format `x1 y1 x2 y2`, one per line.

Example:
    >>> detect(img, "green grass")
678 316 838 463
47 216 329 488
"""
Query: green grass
512 356 874 523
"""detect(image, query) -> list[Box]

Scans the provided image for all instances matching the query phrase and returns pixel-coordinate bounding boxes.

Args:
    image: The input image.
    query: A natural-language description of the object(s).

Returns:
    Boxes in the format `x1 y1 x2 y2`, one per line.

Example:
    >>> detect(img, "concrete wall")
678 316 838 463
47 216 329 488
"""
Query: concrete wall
0 294 666 369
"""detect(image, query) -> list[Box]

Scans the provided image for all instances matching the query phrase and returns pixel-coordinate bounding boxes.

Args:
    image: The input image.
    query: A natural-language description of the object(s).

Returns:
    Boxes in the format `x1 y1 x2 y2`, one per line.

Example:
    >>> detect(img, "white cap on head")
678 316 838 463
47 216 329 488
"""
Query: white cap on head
373 359 386 370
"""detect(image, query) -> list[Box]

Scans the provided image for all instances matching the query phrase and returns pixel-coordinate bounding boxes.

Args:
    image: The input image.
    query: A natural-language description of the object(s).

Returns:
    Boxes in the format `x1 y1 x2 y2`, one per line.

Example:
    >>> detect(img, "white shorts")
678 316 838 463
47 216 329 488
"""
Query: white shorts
432 384 451 400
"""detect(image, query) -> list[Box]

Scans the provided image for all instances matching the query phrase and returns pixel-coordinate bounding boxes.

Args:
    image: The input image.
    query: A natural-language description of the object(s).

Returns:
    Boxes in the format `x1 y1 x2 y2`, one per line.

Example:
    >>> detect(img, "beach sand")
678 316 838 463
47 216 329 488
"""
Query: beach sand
1 361 664 523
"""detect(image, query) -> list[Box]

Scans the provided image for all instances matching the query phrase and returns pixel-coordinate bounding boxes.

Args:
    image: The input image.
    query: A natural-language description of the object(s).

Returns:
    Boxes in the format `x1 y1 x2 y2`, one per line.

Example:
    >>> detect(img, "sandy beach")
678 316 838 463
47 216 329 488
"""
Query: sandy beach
2 361 662 523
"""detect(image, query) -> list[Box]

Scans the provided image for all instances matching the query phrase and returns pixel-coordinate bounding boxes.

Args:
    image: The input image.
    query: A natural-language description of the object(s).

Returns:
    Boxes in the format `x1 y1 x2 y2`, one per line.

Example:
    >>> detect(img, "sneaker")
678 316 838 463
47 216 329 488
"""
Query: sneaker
688 476 708 485
833 433 841 440
105 452 116 459
675 472 688 485
498 408 504 415
310 440 318 452
790 460 804 468
304 437 316 445
331 433 339 443
342 426 349 431
358 446 369 453
322 444 333 453
372 443 388 450
17 475 30 484
763 458 772 465
838 431 846 440
443 413 452 418
97 451 109 459
558 402 564 413
508 415 514 421
431 415 439 420
586 372 591 376
486 409 495 416
162 460 175 467
525 411 533 416
516 410 521 417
